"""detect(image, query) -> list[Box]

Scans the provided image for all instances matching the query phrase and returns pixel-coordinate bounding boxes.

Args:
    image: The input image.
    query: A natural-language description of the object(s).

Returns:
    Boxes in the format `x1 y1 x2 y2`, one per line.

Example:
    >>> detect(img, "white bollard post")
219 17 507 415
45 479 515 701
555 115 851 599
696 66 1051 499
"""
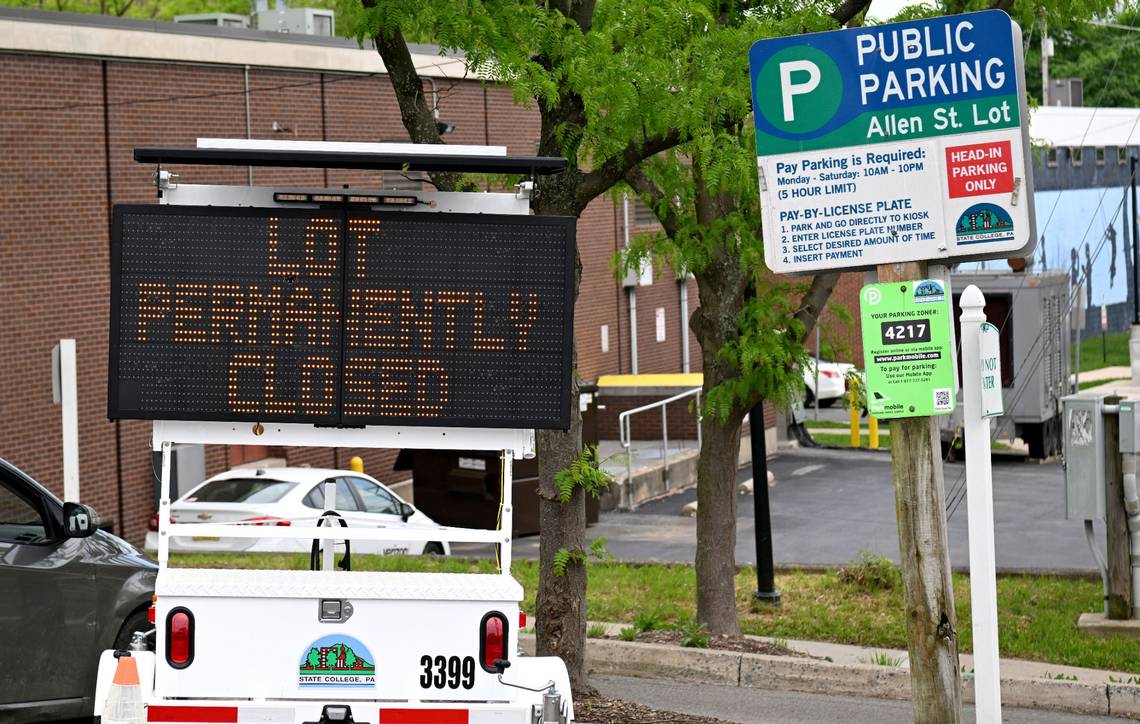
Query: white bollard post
959 284 1002 722
53 340 80 502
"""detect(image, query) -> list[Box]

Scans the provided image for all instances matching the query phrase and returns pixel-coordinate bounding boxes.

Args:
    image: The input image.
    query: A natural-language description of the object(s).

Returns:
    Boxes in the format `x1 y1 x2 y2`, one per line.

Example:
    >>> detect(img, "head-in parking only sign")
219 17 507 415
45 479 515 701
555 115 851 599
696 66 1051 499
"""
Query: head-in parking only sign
860 280 956 419
749 10 1035 274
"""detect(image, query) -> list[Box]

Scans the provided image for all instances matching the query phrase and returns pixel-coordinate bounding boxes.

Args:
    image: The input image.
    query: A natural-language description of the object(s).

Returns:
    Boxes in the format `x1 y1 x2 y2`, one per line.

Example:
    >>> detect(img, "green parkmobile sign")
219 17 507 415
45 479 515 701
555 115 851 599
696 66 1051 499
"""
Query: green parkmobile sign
860 279 956 418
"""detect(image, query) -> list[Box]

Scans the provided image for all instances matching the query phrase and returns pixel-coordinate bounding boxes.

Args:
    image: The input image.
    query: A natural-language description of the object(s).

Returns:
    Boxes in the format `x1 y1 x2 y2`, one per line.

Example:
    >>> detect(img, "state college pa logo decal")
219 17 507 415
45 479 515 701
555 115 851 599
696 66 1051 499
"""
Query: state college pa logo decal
299 634 376 687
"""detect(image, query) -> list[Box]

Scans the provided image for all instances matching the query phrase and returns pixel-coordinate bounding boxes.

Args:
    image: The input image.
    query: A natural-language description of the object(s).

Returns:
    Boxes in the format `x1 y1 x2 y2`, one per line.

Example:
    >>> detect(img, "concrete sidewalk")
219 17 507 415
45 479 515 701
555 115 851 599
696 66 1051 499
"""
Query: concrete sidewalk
582 621 1139 687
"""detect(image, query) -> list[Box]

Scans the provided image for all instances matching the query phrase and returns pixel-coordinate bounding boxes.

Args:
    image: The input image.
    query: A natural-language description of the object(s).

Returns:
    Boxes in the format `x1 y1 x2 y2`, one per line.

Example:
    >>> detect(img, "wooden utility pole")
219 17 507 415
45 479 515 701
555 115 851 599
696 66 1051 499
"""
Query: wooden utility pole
878 261 963 723
1103 397 1133 619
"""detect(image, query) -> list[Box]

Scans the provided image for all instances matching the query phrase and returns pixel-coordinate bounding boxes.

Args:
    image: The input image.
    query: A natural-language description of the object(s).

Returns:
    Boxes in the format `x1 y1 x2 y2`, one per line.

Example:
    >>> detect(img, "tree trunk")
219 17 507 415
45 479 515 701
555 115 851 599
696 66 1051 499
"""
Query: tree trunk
878 262 962 723
690 235 748 635
695 404 744 634
532 167 592 694
535 379 589 694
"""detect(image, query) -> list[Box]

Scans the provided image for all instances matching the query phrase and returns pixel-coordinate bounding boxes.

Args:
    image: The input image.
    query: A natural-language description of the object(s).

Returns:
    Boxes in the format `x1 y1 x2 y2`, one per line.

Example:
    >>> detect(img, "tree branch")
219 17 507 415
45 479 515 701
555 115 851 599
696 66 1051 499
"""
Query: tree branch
830 0 872 26
576 128 683 211
793 272 841 341
370 18 464 191
989 0 1014 11
624 165 679 238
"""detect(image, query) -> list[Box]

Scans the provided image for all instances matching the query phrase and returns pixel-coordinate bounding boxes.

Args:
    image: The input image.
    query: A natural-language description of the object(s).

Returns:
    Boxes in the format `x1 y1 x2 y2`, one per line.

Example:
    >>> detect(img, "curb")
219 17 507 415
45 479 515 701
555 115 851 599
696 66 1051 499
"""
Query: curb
520 635 1140 719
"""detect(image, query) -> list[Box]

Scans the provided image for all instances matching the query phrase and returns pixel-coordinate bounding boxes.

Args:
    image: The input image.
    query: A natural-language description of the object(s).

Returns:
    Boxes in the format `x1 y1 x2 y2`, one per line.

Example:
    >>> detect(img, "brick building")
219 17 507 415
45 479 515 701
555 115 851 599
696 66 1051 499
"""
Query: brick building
0 8 861 544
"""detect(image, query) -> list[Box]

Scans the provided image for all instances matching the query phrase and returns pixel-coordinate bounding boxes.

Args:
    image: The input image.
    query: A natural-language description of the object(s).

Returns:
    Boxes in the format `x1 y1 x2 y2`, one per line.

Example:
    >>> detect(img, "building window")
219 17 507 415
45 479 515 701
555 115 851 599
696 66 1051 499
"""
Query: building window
634 199 658 228
1046 147 1058 167
1120 146 1130 165
1095 147 1106 165
1070 147 1083 166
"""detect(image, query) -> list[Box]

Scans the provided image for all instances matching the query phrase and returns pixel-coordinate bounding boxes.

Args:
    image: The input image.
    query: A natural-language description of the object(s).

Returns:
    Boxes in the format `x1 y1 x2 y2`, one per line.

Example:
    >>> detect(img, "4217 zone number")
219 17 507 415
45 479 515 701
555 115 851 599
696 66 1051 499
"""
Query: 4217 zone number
880 319 931 345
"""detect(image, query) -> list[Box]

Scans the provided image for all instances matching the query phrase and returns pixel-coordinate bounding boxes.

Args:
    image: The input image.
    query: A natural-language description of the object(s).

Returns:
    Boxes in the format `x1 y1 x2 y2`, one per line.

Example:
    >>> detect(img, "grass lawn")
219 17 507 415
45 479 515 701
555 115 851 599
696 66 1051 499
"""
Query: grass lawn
811 432 890 449
802 419 862 430
1074 330 1130 372
1078 377 1130 391
170 554 1139 674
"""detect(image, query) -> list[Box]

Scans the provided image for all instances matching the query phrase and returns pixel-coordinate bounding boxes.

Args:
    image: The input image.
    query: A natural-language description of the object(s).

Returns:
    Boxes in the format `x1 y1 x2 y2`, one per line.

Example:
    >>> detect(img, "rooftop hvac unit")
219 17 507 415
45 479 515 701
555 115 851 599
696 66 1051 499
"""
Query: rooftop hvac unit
173 13 251 28
255 6 335 36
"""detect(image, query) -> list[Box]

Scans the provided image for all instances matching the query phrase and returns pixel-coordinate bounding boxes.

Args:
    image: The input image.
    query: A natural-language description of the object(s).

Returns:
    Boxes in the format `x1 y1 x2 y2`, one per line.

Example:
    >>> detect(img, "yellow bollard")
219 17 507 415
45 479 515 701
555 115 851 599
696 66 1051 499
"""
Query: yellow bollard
349 455 364 473
868 415 879 449
849 387 860 448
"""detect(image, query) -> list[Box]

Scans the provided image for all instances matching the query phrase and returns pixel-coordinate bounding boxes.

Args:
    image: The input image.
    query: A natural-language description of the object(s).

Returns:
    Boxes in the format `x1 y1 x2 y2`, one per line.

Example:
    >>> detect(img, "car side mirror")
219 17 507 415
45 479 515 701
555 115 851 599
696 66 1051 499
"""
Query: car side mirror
63 502 99 538
399 502 414 522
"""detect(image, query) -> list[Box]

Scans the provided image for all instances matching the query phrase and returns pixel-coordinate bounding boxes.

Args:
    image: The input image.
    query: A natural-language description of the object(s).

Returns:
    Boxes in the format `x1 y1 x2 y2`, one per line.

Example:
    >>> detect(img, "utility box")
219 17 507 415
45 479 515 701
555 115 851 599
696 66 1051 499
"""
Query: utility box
1062 392 1107 520
1120 398 1140 454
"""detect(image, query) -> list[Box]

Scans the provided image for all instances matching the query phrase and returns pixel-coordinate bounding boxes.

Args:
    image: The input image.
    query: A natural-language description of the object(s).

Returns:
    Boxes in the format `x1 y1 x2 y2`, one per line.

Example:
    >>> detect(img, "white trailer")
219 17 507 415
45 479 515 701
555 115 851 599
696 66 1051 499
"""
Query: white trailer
95 422 571 724
94 140 575 724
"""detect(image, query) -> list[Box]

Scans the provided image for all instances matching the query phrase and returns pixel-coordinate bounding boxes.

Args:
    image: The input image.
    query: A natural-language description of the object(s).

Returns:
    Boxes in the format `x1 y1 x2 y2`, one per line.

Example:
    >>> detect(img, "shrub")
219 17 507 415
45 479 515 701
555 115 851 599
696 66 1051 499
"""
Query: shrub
837 550 900 592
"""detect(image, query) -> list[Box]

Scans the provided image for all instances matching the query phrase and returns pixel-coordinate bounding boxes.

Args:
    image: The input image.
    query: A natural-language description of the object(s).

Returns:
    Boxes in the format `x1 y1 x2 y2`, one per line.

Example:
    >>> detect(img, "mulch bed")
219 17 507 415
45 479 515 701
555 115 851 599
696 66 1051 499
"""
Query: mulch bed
627 629 807 657
575 694 736 724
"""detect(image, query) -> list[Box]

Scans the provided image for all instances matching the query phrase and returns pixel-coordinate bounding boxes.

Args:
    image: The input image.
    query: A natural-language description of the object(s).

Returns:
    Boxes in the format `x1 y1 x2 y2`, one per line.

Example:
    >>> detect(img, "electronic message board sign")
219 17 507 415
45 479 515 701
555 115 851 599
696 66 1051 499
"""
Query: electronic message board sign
109 205 575 429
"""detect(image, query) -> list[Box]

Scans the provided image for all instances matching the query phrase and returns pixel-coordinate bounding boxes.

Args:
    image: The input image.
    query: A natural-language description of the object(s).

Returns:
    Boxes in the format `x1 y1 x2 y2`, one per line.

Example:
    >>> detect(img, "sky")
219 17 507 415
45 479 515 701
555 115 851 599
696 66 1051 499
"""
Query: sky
866 0 925 21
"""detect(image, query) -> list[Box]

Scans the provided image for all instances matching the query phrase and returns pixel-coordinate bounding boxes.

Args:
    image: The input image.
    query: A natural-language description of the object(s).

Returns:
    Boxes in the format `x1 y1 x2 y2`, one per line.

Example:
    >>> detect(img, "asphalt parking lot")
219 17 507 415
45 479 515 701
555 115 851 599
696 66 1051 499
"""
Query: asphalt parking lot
509 446 1100 573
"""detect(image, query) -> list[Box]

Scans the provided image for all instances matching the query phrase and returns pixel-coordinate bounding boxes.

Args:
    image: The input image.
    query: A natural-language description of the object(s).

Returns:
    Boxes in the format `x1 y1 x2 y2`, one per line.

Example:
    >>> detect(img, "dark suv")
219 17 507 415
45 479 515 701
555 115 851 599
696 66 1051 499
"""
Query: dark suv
0 457 156 722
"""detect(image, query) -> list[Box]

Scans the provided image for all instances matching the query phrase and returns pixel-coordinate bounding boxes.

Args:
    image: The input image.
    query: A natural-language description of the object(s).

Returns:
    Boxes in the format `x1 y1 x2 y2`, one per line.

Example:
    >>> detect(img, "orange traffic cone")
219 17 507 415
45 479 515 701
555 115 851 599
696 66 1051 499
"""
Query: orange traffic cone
103 654 144 724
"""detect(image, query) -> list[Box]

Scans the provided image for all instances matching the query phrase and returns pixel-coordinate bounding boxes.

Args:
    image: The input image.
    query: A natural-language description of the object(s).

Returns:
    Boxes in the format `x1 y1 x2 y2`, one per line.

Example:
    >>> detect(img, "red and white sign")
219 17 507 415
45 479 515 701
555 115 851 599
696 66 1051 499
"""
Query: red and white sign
945 141 1013 198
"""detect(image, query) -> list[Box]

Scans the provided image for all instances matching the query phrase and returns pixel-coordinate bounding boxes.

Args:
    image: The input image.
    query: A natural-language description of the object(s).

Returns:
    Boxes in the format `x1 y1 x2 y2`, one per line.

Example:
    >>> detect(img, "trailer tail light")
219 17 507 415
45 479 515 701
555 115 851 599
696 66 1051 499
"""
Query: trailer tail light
519 611 526 629
479 611 508 673
166 608 195 668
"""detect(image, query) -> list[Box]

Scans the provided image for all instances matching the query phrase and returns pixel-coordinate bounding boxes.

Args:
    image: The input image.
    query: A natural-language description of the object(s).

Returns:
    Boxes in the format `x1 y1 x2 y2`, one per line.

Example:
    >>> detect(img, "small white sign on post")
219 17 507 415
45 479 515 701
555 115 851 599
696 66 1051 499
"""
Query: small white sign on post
979 322 1004 418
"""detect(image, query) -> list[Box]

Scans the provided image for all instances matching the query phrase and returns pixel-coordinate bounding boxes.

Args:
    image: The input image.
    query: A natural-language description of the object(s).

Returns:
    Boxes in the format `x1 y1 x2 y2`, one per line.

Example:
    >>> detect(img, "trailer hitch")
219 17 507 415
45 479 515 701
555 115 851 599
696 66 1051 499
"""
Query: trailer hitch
492 661 569 724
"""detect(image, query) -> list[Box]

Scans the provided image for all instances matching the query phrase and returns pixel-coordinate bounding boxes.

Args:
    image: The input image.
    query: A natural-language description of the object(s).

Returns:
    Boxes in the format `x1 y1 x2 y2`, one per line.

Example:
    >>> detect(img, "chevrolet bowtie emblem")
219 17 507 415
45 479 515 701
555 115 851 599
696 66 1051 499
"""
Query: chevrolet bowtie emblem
197 513 212 521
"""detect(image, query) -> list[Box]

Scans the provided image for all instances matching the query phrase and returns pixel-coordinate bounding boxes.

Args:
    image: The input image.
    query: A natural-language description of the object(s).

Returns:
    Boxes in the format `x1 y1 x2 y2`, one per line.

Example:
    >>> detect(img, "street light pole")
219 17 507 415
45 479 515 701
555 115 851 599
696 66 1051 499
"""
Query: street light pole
750 400 780 605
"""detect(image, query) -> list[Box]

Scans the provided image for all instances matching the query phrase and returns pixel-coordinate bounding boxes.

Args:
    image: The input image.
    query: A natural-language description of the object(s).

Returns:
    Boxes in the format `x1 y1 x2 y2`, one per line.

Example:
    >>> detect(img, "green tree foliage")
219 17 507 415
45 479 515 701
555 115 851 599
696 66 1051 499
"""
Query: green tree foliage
1025 4 1140 108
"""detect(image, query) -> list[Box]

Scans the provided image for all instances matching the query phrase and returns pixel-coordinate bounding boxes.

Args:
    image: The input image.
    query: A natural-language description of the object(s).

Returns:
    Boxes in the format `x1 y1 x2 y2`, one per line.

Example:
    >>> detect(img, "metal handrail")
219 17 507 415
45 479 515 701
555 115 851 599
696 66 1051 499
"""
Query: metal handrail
618 387 702 508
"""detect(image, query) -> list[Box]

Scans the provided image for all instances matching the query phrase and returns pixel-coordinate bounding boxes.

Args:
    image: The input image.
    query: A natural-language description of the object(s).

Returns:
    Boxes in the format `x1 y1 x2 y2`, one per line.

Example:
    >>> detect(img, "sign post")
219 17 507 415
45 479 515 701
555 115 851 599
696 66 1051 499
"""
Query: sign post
749 10 1036 722
960 285 1003 723
52 339 80 503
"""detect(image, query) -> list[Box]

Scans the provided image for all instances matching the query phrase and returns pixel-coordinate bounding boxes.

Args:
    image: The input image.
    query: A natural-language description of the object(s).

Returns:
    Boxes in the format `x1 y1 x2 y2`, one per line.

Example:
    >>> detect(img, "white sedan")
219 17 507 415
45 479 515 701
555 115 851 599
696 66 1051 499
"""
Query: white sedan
803 358 856 408
145 467 450 556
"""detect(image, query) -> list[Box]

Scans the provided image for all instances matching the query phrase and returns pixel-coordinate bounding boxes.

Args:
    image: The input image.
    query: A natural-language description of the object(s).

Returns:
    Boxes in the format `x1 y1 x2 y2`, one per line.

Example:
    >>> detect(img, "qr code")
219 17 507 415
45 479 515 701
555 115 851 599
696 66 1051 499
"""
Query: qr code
933 388 953 411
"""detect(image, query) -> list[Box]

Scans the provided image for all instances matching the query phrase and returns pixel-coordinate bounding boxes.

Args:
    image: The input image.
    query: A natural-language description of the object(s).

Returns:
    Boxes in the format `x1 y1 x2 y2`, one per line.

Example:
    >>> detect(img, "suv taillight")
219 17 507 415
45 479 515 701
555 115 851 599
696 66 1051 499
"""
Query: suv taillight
479 611 508 672
166 608 194 668
148 513 159 532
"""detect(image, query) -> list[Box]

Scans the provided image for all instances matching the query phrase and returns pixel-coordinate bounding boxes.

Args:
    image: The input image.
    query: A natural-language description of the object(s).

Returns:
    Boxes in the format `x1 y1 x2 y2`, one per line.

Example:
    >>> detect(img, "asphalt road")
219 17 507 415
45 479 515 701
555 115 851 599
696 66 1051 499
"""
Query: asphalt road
508 446 1100 572
593 675 1112 723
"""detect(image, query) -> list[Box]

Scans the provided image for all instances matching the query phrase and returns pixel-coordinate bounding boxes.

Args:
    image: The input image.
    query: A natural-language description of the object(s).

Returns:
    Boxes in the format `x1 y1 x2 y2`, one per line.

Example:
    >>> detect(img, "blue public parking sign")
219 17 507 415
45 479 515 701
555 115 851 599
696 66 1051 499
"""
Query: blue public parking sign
749 11 1036 274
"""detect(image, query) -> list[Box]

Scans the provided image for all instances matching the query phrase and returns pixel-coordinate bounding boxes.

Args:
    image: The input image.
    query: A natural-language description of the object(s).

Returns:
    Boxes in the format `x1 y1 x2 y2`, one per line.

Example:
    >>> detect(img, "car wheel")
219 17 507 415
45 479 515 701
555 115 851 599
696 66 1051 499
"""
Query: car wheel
818 397 837 408
423 542 445 556
803 386 815 407
113 609 154 652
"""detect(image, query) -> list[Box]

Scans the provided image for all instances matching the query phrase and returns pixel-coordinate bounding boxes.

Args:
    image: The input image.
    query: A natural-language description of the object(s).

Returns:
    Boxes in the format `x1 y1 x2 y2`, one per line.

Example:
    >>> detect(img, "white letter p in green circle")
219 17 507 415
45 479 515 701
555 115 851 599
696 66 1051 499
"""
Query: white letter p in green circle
758 46 842 135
